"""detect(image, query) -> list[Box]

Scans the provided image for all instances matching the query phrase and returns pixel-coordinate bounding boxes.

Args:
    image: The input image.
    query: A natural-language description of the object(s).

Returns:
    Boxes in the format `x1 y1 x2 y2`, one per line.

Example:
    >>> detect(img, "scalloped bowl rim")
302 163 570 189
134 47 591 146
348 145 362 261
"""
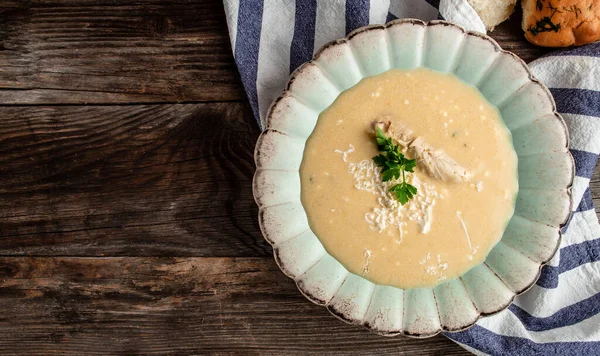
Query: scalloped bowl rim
253 19 574 338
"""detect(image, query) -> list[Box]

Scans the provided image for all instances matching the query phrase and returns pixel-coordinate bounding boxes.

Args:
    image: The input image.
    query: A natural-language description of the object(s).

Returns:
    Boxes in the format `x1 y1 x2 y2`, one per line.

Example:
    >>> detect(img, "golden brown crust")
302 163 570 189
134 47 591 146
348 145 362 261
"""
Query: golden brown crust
522 0 600 47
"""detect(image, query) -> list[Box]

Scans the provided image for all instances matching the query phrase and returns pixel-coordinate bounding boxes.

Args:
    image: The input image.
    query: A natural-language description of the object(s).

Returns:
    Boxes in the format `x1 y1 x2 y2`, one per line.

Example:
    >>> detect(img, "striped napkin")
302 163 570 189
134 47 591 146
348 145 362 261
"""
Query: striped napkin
224 1 600 354
448 43 600 355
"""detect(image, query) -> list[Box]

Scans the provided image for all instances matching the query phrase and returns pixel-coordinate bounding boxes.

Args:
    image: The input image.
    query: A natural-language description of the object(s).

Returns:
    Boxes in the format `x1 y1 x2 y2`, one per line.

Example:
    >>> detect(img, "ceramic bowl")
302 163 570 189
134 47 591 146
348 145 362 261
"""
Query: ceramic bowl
253 19 573 337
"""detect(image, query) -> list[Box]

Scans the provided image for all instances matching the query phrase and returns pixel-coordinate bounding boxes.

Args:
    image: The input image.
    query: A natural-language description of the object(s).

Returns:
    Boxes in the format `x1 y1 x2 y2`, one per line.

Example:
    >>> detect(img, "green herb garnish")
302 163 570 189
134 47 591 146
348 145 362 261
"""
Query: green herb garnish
528 16 561 36
373 127 418 205
528 1 562 36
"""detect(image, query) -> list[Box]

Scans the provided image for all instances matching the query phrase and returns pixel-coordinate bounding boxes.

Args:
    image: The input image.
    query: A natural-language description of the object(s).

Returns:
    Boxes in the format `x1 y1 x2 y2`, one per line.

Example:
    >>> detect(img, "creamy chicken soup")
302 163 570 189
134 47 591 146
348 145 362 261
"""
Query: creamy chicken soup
300 68 518 289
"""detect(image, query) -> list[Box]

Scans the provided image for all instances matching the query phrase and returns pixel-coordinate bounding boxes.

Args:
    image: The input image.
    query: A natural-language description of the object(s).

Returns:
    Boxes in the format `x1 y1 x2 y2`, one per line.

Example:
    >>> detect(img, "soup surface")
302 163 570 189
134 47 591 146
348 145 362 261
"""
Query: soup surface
300 68 518 289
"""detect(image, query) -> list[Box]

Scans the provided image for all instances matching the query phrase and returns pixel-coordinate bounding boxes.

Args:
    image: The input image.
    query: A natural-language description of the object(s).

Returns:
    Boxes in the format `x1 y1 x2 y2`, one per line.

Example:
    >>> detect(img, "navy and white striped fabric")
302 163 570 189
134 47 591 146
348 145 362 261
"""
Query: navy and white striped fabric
447 43 600 355
223 0 485 128
224 1 600 354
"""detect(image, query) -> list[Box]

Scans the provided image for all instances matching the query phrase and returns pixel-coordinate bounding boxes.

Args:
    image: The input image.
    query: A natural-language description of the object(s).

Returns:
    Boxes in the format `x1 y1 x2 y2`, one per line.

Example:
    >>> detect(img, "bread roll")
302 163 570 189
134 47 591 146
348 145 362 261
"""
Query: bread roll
467 0 518 30
522 0 600 47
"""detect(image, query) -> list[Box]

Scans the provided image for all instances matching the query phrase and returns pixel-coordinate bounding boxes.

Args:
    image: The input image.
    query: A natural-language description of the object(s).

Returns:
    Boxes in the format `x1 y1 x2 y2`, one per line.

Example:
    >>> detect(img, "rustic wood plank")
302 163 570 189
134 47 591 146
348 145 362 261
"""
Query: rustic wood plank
0 0 245 104
0 256 468 355
0 0 550 105
0 102 270 256
591 164 600 209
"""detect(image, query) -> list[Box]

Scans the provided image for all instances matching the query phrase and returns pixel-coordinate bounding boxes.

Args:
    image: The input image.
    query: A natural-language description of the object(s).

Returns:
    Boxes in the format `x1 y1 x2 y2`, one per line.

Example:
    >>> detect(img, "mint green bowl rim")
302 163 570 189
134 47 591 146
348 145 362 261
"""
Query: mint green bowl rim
253 19 574 338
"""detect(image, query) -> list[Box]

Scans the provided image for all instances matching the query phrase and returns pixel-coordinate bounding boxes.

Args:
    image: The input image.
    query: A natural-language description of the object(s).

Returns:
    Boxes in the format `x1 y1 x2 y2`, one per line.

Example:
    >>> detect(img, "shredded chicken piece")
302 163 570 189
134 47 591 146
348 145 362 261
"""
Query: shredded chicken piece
456 211 472 249
373 116 415 147
419 201 434 234
411 137 472 183
362 249 372 275
372 118 472 183
334 144 355 163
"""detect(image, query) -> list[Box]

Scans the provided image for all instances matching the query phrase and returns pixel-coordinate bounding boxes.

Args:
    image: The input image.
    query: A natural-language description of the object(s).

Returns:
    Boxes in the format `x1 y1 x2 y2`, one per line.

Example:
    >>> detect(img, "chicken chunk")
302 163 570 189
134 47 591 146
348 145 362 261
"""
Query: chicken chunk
372 118 472 183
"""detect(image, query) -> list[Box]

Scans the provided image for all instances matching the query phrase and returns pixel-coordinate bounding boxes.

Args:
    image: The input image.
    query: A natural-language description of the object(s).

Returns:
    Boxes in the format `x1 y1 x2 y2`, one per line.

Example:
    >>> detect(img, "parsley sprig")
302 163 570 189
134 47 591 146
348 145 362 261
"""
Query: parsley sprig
373 127 418 205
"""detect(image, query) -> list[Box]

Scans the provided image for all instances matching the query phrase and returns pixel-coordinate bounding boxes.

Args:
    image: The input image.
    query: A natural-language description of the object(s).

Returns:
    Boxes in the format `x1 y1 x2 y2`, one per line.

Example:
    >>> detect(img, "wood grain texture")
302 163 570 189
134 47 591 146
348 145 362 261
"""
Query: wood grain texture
591 167 600 206
0 0 245 104
0 0 545 106
0 0 597 355
0 103 270 257
0 256 470 355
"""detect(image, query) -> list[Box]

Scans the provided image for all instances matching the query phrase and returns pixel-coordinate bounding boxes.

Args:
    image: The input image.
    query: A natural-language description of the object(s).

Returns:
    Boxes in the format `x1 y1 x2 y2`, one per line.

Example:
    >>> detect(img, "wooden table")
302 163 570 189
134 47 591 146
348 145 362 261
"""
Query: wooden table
0 1 597 354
